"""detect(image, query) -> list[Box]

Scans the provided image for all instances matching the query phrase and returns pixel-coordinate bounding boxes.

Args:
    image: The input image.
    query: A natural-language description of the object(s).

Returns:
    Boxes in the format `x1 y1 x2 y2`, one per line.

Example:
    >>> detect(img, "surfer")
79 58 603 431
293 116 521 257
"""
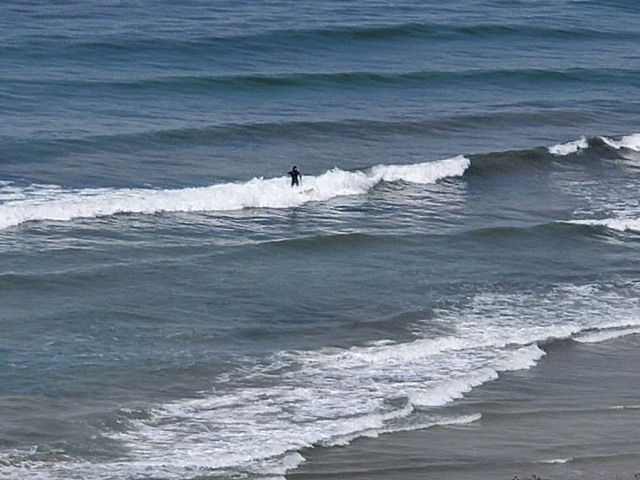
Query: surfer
287 165 301 187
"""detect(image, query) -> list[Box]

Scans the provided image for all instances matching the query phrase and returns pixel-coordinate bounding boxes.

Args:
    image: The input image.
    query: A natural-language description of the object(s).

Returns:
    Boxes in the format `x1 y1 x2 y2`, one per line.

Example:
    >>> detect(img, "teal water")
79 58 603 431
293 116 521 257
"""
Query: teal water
1 1 640 478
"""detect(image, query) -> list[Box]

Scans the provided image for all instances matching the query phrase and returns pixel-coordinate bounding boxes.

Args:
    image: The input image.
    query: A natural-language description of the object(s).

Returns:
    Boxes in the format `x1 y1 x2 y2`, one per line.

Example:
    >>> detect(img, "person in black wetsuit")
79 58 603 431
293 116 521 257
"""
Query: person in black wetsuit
287 165 301 187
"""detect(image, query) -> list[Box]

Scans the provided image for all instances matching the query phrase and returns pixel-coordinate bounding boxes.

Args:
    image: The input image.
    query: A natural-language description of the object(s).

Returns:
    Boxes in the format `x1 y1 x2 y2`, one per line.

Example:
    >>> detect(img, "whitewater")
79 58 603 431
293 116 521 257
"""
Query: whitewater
4 279 640 480
3 1 640 479
0 157 469 231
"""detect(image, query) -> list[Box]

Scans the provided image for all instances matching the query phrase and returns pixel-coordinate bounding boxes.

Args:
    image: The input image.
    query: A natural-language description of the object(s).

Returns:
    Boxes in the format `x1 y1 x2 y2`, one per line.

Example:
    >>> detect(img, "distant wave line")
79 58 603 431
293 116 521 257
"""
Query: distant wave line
7 67 639 92
2 114 610 153
11 22 640 56
466 132 640 177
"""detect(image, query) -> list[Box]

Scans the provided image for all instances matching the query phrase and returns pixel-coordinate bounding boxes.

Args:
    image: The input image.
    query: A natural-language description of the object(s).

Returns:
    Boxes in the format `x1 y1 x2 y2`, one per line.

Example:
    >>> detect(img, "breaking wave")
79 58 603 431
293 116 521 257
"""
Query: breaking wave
0 156 469 231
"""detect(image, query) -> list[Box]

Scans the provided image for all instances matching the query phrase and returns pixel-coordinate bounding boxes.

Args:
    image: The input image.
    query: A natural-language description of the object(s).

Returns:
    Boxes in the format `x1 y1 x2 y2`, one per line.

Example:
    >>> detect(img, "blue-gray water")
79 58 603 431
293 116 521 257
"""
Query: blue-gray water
1 1 640 479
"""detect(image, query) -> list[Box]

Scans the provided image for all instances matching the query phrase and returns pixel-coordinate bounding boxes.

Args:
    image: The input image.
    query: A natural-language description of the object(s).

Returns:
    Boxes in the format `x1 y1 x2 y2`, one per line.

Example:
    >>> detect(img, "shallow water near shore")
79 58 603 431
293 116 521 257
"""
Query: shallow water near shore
289 335 640 480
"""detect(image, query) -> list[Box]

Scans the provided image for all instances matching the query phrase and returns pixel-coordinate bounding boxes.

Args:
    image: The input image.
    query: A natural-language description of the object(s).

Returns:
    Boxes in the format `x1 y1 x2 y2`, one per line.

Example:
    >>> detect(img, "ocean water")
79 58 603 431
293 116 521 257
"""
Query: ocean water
1 1 640 479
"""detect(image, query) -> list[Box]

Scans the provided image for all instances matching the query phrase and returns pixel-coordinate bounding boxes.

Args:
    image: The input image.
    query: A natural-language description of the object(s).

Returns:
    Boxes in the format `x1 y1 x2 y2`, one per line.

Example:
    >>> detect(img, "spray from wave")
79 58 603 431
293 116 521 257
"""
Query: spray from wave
0 156 469 231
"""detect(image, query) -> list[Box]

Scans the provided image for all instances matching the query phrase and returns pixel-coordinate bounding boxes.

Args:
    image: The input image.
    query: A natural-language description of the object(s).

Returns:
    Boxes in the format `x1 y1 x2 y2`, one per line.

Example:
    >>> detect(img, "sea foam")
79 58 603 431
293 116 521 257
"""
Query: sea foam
0 156 469 231
548 132 640 156
548 136 588 155
569 217 640 232
601 132 640 151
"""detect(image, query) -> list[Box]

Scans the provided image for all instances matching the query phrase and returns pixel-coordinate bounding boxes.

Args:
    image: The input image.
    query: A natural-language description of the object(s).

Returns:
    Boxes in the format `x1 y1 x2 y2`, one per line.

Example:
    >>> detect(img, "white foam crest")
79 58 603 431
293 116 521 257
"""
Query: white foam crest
575 327 640 343
568 217 640 232
393 412 482 433
255 452 306 477
0 157 469 230
408 344 545 407
0 179 305 230
408 368 499 407
331 335 474 365
610 405 640 410
548 136 588 155
540 457 573 464
328 412 482 446
370 155 470 184
601 132 640 151
573 316 640 343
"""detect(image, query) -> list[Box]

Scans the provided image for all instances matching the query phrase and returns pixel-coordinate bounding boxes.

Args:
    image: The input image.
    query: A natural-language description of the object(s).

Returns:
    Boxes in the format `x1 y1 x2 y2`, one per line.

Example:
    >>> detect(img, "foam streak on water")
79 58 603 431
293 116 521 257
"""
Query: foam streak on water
3 281 640 479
